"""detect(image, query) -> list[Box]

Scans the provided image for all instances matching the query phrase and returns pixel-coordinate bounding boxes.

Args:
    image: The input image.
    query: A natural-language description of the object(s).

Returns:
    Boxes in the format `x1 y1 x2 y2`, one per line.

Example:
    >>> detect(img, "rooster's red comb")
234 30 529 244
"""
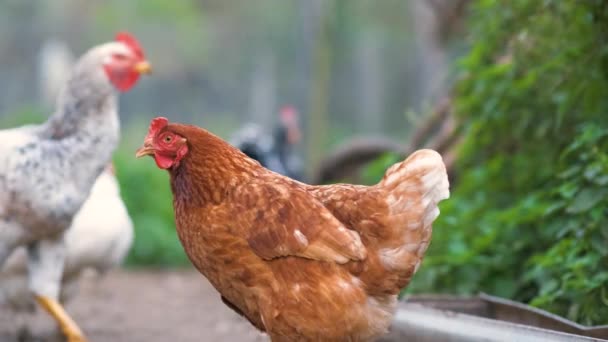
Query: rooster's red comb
115 32 144 59
146 117 169 140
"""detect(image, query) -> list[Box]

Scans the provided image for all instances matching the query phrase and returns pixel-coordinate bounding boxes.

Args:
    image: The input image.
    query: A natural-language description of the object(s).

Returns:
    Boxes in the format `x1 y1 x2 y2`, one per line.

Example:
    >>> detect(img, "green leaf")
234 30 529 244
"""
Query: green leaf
558 165 582 179
584 162 604 181
558 182 579 199
566 188 607 214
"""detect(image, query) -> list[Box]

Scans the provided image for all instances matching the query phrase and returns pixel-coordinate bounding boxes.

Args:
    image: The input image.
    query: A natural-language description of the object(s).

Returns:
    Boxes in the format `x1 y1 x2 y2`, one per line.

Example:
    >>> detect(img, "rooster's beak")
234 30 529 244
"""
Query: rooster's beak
135 141 155 158
134 60 152 74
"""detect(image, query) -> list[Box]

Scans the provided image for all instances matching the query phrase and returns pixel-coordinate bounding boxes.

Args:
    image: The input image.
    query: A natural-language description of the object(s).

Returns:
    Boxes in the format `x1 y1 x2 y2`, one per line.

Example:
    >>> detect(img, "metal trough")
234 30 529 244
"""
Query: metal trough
380 294 608 341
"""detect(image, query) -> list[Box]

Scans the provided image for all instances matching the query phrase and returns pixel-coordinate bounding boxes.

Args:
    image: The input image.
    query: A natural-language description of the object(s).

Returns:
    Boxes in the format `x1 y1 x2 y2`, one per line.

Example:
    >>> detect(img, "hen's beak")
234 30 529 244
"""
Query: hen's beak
135 142 155 158
134 60 152 74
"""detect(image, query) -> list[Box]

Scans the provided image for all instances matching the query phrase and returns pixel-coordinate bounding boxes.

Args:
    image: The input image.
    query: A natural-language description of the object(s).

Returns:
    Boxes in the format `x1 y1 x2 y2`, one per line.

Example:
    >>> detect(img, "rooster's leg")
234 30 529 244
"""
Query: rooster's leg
27 236 87 342
35 295 87 342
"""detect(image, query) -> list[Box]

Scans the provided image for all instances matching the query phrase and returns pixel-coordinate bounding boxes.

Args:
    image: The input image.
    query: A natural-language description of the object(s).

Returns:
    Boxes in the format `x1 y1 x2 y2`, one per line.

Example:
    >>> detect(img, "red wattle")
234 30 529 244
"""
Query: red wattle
154 153 175 169
114 70 140 92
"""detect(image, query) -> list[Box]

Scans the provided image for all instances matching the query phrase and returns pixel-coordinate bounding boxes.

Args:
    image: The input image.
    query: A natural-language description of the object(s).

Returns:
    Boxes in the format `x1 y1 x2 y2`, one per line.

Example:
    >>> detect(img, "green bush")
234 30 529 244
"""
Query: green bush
398 0 608 325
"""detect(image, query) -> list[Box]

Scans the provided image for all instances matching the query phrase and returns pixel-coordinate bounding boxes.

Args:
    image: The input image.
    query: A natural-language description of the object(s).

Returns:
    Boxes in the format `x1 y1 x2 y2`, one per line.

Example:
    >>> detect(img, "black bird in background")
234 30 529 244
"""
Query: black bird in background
230 106 304 181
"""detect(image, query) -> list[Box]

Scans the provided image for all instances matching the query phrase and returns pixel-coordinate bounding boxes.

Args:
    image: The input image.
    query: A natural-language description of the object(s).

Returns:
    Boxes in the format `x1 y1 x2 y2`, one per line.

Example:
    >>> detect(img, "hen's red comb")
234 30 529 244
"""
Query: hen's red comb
115 32 145 59
146 117 169 140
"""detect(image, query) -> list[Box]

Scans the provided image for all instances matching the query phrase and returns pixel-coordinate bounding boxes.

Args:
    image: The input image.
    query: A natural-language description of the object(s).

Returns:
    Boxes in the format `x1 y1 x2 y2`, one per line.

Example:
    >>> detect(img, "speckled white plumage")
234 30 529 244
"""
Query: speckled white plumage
0 168 133 312
0 40 132 300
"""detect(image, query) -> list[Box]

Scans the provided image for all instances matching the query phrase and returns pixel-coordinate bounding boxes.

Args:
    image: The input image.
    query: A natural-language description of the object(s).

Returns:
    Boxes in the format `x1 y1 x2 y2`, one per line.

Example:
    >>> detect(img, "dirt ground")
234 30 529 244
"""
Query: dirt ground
0 269 268 342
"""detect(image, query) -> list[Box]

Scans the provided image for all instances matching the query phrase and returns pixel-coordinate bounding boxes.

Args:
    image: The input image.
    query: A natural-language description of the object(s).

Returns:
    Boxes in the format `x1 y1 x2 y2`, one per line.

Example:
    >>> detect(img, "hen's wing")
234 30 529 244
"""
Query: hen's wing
0 125 39 207
308 149 449 294
0 125 43 262
234 178 367 264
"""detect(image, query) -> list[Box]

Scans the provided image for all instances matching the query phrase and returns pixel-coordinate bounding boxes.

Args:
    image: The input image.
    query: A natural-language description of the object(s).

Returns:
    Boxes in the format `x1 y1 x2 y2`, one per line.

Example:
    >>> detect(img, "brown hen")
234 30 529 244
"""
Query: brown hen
136 117 449 342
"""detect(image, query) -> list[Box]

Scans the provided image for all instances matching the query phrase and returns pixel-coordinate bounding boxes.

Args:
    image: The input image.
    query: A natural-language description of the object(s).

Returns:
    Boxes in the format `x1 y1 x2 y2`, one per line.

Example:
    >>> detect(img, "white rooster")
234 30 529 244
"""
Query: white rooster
0 33 150 342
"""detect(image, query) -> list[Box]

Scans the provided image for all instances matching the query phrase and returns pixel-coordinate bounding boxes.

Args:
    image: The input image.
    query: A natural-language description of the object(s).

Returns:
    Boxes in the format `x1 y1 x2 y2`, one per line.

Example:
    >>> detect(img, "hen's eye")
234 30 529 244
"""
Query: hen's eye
113 54 127 61
164 135 173 143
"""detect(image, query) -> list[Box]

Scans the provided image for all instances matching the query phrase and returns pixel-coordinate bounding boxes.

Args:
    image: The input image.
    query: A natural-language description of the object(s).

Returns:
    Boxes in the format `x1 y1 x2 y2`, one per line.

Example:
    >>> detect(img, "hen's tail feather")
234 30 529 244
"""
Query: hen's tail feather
381 150 449 199
308 150 449 295
375 149 449 288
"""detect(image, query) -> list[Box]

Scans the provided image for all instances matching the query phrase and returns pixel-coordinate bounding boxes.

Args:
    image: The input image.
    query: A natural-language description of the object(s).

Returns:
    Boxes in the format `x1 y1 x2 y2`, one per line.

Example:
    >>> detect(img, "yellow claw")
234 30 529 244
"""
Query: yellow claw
35 295 88 342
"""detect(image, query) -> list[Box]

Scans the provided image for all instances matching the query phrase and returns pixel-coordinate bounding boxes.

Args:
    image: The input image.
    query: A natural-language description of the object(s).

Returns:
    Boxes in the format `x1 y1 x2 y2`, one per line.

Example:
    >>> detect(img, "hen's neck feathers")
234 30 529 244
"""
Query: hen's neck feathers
36 44 121 195
169 124 262 206
43 47 117 139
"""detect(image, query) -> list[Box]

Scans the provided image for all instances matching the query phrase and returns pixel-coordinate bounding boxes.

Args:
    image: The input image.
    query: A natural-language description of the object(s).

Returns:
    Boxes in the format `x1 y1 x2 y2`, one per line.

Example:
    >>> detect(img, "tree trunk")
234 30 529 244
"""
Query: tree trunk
408 0 449 111
304 0 333 176
355 30 384 133
248 50 277 126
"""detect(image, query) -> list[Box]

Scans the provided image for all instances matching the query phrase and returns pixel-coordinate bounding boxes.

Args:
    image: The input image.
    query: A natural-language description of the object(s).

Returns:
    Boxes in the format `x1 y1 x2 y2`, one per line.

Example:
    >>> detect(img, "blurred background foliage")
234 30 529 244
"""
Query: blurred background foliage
0 0 606 326
397 0 608 326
